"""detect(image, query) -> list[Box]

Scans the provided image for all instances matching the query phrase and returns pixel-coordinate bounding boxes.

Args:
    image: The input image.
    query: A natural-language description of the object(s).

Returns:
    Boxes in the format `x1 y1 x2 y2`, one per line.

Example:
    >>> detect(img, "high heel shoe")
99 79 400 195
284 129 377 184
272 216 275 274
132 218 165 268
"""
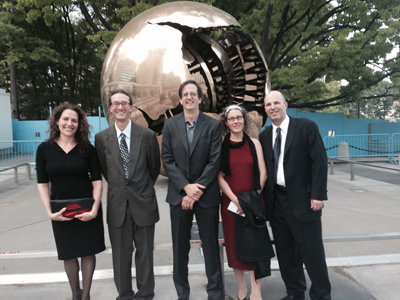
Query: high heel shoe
73 289 83 300
237 296 248 300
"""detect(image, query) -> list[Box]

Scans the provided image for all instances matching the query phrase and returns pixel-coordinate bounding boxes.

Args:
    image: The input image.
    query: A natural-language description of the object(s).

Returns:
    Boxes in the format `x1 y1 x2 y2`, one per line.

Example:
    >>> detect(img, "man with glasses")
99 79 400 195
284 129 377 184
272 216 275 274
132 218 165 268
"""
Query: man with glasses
95 90 160 300
162 80 224 300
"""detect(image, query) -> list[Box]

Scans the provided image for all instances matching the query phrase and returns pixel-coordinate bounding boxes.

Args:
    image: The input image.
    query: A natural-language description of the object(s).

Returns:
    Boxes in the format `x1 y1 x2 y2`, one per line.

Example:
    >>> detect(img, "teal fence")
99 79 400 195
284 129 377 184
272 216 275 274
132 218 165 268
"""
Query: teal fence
323 134 398 164
0 141 41 169
0 140 97 169
1 134 399 169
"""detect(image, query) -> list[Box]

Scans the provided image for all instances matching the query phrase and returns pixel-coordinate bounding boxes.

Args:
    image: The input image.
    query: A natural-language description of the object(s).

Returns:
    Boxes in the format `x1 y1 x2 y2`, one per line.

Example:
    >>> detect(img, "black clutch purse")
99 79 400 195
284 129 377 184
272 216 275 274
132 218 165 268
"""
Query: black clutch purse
51 198 94 218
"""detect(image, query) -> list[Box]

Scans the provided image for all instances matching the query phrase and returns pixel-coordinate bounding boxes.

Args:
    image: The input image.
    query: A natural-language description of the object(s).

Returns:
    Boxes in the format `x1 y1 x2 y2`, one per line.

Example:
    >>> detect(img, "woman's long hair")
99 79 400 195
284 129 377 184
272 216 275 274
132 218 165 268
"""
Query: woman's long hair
47 102 91 153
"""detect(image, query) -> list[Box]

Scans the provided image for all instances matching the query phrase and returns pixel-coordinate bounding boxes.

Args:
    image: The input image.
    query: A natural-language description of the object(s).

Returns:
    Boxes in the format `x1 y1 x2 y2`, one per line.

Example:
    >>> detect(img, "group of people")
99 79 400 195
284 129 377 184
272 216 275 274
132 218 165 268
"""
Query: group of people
37 80 331 300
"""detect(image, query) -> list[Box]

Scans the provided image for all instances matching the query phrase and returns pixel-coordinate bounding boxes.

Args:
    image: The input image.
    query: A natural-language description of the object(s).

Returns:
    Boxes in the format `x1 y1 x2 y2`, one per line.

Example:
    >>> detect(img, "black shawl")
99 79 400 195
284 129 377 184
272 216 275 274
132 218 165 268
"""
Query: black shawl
221 132 261 191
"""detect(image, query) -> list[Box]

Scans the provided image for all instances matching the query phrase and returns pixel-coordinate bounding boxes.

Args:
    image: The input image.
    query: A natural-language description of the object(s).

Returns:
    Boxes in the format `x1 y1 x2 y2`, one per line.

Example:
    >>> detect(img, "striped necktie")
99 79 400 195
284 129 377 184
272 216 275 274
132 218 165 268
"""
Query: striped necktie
119 133 129 178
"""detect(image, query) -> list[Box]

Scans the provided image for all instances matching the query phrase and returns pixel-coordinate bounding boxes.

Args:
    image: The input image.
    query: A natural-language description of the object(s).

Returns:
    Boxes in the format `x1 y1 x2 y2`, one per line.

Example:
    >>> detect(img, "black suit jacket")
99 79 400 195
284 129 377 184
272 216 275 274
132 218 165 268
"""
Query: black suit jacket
259 117 328 223
95 121 160 227
161 111 222 207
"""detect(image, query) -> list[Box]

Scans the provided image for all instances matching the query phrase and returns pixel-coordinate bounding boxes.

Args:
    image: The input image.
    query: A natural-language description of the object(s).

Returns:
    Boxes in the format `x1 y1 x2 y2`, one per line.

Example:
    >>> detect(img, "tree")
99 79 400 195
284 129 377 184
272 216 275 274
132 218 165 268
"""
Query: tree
346 81 399 119
1 0 212 119
318 80 400 119
236 0 400 110
0 1 104 119
393 101 400 119
0 1 57 119
3 0 400 118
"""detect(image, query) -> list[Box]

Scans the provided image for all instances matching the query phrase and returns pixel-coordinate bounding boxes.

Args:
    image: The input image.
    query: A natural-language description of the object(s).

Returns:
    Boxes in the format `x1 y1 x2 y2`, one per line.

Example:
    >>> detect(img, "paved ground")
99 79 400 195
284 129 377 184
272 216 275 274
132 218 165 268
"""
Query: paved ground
0 158 399 300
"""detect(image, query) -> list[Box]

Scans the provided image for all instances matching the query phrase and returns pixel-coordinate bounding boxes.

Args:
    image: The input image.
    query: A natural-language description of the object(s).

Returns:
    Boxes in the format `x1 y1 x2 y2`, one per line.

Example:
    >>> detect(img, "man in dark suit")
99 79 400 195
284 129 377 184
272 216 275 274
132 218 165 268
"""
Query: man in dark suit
95 90 160 300
259 91 331 300
161 80 224 300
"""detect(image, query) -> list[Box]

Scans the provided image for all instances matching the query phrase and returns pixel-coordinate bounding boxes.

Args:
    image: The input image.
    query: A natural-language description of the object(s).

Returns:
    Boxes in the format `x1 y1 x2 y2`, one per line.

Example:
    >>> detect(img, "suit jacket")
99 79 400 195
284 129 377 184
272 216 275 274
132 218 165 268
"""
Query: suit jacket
259 117 328 223
236 190 275 279
161 111 222 207
95 121 160 228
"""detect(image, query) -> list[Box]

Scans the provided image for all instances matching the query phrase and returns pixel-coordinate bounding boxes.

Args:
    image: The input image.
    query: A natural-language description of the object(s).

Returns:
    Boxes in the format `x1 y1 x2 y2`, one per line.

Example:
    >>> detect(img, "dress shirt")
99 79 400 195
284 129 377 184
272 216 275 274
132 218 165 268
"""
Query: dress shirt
184 114 199 148
272 115 289 187
115 121 132 153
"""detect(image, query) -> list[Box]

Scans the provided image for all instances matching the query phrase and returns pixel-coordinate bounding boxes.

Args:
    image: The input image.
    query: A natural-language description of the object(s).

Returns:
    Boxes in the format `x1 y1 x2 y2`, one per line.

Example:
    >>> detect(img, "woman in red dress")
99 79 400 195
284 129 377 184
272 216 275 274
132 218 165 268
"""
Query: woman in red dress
218 105 268 300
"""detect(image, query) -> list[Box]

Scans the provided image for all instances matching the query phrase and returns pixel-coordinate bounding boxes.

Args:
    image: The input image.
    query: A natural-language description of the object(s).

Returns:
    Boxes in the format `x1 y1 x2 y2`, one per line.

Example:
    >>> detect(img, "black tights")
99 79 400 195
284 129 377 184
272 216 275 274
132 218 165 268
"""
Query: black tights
64 255 96 300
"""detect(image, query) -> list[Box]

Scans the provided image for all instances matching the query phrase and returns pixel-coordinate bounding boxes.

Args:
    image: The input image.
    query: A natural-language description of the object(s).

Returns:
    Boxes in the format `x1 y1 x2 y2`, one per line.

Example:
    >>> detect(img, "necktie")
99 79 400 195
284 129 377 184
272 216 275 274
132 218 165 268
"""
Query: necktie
273 127 282 184
120 133 129 178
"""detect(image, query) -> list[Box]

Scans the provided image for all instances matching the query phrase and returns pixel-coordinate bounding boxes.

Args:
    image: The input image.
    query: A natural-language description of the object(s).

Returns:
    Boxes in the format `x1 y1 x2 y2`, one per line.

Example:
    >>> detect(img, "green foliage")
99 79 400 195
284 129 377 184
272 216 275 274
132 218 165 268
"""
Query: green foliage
237 0 400 111
2 0 400 119
0 0 103 119
318 81 400 119
348 81 399 119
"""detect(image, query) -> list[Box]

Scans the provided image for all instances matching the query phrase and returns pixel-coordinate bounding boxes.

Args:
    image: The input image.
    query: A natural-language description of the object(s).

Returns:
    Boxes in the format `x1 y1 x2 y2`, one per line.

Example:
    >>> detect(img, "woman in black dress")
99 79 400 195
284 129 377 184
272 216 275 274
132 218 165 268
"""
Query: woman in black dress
36 103 105 300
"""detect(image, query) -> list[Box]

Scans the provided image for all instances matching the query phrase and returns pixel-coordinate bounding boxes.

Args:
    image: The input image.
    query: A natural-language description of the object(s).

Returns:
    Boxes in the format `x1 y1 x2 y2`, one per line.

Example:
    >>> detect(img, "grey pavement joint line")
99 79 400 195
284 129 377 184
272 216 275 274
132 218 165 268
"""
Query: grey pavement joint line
1 254 400 285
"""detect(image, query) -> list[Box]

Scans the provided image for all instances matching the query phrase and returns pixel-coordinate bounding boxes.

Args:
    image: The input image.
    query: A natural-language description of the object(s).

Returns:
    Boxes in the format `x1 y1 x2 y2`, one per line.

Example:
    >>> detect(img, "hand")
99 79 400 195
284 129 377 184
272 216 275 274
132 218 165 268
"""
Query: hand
49 207 73 222
311 199 324 211
183 183 206 201
75 211 96 222
232 196 243 215
181 195 196 210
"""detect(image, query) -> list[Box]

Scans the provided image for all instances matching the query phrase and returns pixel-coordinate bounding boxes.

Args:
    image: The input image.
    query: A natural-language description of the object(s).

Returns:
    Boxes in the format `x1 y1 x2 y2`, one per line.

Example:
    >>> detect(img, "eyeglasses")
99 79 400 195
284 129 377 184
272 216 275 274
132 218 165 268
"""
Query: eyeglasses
227 116 243 122
182 92 198 98
111 101 131 107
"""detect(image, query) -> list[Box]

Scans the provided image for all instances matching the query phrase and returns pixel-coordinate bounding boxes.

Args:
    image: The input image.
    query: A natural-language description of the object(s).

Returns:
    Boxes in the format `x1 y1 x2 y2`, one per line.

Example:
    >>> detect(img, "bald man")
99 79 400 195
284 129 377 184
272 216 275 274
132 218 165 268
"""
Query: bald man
259 91 331 300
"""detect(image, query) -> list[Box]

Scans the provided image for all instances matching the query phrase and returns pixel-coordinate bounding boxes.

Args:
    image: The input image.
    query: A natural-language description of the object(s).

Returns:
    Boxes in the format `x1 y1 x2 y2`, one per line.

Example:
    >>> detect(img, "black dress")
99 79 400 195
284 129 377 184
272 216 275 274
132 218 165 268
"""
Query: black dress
36 141 105 260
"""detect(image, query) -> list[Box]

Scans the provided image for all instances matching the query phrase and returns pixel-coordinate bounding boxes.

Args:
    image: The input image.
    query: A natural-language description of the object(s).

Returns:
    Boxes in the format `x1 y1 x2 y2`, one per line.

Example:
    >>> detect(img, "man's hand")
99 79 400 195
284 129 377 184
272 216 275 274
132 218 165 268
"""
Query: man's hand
311 199 324 211
183 183 206 201
181 195 196 210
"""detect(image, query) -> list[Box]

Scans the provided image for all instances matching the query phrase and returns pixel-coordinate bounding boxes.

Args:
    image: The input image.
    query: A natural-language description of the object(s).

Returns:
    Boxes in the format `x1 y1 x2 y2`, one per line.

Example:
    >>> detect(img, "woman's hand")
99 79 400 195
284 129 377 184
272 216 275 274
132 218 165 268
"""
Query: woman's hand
49 208 72 221
75 211 96 222
231 196 244 215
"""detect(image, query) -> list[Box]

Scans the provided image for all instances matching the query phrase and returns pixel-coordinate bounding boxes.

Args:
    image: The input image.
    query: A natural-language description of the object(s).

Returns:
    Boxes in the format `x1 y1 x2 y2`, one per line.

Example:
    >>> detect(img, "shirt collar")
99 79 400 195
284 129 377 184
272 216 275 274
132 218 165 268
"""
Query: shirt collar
184 114 199 126
115 120 132 138
272 115 289 133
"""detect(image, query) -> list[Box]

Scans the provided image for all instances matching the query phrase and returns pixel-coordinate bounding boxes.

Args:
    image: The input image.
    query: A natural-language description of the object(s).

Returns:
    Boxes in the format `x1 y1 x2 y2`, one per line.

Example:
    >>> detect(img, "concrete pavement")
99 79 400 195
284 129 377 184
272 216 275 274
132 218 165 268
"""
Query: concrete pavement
0 159 399 300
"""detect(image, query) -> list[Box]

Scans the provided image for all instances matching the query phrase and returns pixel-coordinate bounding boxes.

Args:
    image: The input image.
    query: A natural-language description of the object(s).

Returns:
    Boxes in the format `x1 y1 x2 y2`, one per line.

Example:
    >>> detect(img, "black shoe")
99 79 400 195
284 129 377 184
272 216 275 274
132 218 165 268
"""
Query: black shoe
279 295 304 300
237 296 248 300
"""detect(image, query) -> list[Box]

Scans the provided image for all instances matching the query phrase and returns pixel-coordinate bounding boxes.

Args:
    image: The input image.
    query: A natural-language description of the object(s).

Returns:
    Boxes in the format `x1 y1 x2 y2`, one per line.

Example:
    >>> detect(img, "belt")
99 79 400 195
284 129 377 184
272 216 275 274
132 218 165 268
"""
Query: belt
274 184 287 193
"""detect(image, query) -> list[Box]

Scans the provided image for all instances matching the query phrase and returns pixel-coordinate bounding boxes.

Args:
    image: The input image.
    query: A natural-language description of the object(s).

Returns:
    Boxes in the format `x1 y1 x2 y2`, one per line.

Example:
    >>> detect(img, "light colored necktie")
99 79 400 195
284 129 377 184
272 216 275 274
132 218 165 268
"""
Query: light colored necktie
120 133 129 178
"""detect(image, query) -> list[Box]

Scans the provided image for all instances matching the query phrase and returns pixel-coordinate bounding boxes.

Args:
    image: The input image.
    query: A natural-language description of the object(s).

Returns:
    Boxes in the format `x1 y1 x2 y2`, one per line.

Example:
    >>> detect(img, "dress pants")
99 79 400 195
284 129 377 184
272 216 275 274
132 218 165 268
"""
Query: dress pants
271 188 331 300
170 202 224 300
108 201 155 300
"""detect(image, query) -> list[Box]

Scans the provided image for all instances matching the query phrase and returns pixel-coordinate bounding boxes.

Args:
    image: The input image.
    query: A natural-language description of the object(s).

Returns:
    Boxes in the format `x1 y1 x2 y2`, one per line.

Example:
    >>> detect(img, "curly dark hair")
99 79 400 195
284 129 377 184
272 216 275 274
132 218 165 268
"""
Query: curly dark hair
220 105 250 136
47 102 91 153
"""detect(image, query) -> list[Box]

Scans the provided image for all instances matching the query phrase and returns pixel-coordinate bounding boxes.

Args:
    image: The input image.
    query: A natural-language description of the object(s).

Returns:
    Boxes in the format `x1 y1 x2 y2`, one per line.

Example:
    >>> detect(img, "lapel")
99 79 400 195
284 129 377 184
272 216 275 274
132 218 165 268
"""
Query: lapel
189 111 206 156
284 117 297 156
106 125 126 179
128 121 142 179
177 112 189 155
264 126 273 162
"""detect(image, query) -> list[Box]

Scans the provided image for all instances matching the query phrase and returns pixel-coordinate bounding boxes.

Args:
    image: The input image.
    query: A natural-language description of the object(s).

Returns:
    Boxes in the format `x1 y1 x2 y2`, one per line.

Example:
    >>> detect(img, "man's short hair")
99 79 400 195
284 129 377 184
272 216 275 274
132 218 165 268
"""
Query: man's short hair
109 90 132 106
178 80 203 99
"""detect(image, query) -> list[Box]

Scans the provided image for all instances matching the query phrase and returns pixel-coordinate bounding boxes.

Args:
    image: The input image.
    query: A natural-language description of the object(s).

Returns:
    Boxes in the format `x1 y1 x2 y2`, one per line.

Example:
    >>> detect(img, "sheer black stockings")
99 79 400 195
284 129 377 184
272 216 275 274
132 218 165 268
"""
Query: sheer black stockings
64 255 96 300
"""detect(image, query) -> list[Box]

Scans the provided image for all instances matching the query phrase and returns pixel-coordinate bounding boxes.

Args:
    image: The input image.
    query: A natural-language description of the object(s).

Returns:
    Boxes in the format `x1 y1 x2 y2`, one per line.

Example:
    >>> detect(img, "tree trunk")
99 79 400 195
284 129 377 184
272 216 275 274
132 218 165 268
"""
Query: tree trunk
10 62 19 120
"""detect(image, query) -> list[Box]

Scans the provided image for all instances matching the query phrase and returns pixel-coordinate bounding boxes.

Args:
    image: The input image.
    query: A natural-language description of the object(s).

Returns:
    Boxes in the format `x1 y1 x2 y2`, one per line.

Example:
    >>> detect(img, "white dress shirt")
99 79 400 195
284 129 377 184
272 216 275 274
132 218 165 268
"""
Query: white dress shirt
115 121 132 153
272 115 289 187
